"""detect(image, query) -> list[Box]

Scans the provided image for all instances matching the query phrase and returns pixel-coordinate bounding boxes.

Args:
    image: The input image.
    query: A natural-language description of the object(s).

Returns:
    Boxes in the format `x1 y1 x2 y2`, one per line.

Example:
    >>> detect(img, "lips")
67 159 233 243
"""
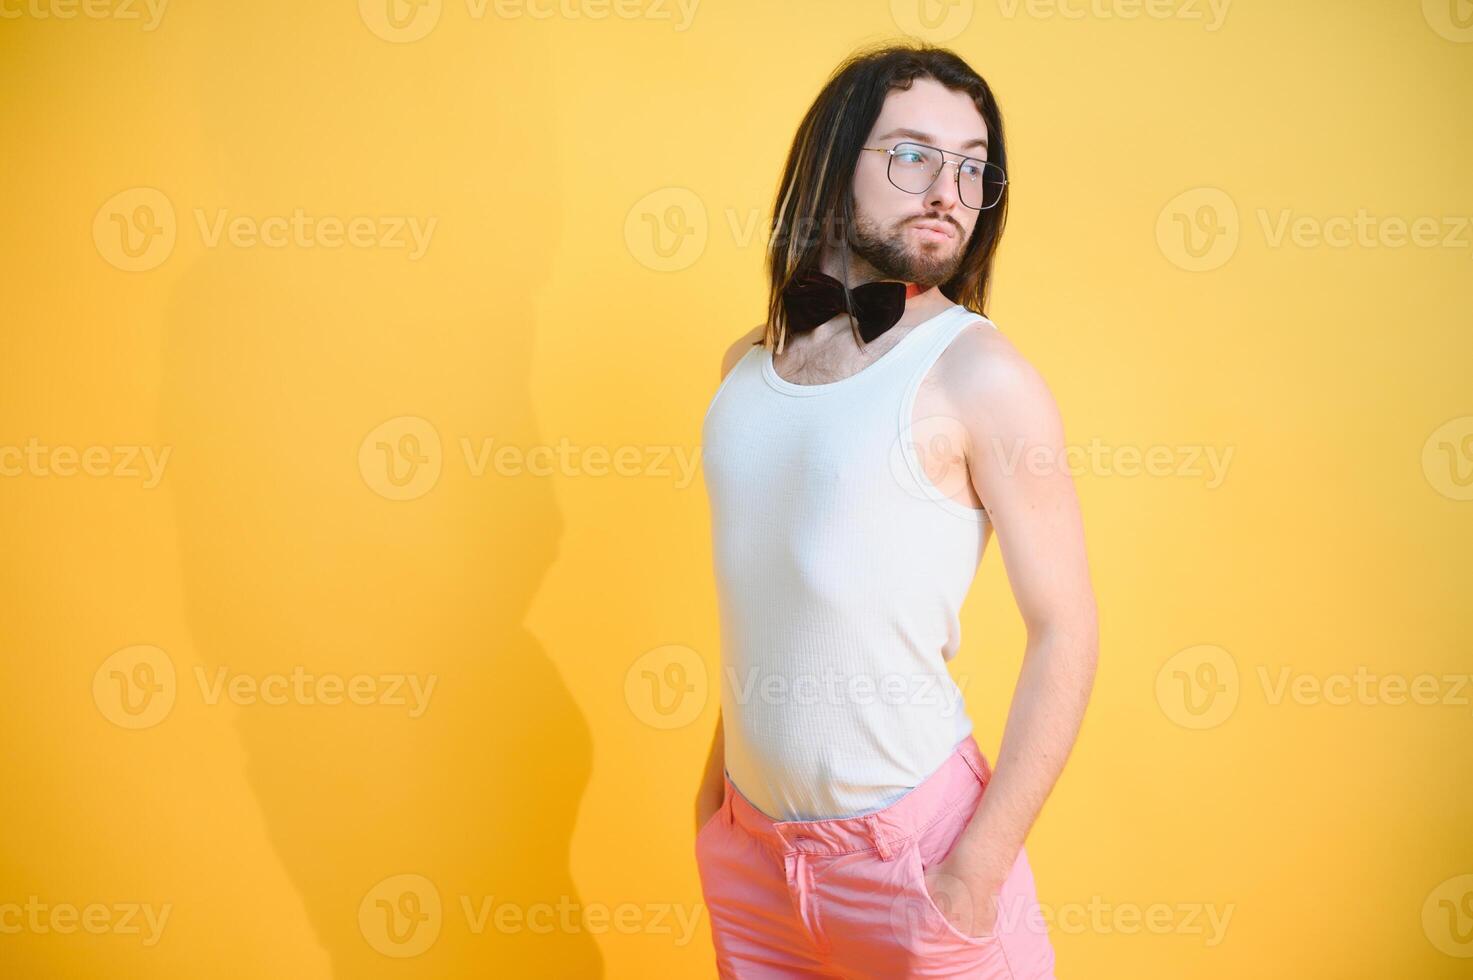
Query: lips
910 220 954 239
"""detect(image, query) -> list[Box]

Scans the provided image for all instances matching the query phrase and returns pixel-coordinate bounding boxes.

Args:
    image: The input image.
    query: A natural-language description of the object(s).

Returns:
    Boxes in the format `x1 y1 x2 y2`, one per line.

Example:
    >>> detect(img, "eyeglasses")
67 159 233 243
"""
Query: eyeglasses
859 140 1007 211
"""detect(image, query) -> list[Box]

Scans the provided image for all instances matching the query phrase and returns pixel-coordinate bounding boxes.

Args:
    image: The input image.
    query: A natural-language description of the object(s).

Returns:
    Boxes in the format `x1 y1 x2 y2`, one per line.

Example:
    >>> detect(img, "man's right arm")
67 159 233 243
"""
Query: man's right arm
719 323 765 381
695 324 764 833
695 710 725 833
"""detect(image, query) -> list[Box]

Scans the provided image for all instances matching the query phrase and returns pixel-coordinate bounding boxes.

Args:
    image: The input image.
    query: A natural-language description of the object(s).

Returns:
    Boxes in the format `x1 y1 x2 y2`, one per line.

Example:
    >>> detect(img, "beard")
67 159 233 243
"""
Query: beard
848 208 966 287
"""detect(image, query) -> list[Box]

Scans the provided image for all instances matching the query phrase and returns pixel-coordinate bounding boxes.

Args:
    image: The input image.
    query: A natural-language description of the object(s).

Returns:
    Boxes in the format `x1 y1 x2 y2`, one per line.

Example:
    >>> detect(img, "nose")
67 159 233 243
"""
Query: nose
924 160 963 211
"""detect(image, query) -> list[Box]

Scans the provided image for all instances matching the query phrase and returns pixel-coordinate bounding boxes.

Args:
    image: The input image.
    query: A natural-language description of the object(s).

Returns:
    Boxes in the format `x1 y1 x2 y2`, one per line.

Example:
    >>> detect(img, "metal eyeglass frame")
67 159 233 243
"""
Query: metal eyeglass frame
859 140 1007 211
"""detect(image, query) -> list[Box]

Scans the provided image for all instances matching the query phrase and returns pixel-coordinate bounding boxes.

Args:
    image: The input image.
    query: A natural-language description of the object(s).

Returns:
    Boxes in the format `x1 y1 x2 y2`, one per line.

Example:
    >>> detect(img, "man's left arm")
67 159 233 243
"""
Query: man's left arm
931 325 1100 925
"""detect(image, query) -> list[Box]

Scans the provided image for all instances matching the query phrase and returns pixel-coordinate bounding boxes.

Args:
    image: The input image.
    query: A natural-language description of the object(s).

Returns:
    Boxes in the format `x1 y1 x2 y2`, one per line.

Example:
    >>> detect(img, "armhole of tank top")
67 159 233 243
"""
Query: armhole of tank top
896 311 992 524
702 344 758 429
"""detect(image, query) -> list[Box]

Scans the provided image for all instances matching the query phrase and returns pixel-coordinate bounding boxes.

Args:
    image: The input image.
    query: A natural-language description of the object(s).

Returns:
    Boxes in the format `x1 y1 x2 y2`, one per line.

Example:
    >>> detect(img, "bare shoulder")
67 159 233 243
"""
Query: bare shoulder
720 322 766 382
932 316 1065 437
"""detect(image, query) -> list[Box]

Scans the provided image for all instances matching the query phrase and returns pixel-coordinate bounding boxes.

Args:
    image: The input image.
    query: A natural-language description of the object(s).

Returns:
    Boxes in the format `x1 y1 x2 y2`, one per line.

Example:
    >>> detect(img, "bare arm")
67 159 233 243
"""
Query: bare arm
934 324 1099 915
695 710 725 832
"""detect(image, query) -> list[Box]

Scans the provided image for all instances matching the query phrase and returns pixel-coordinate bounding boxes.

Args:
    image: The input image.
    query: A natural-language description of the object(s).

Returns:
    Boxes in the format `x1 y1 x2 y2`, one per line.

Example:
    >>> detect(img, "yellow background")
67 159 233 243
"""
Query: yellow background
2 0 1471 976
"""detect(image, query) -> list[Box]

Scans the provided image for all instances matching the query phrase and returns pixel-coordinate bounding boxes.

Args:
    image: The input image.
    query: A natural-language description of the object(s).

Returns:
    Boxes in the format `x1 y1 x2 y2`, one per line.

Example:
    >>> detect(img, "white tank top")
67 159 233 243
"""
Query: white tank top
701 303 995 821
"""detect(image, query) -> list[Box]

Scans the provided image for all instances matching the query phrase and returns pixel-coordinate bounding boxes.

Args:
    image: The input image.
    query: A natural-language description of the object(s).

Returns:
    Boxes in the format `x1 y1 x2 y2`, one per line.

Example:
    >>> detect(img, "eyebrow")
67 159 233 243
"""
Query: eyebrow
875 127 989 153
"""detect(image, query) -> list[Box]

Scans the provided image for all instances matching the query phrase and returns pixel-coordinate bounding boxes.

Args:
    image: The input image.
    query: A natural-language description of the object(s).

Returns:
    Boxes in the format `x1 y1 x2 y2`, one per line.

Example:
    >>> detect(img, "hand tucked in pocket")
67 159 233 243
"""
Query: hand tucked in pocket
922 853 1007 940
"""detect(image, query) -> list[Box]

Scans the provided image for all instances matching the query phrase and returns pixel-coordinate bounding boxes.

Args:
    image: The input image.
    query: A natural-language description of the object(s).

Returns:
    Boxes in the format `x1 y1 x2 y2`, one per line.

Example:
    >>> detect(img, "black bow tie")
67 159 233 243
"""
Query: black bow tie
780 270 909 344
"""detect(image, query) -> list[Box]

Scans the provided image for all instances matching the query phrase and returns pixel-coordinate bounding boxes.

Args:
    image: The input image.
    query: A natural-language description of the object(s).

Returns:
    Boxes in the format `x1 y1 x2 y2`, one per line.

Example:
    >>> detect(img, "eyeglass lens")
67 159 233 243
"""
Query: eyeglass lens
888 142 1004 209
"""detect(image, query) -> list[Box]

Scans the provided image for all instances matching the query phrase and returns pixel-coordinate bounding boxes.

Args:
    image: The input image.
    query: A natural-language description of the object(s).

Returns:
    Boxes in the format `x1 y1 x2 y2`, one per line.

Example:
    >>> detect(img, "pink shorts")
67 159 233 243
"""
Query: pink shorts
694 734 1057 979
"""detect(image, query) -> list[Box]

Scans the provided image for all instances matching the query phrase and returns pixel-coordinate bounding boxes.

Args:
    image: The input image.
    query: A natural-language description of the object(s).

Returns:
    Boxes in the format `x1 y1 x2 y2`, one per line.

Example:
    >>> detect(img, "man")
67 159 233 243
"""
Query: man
695 42 1097 979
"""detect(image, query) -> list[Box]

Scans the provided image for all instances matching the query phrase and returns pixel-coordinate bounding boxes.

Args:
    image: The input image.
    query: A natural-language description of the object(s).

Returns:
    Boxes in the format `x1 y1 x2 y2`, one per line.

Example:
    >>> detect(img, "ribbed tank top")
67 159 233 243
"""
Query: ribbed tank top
701 303 996 821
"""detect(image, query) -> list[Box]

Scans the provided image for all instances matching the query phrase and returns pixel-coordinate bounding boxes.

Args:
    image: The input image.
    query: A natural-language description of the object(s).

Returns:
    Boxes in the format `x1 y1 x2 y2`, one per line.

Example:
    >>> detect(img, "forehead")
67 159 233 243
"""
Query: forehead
868 77 989 152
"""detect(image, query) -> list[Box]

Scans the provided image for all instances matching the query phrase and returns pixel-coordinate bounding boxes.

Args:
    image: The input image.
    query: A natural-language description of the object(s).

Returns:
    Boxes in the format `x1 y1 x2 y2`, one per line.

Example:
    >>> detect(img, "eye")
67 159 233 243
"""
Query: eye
895 149 925 164
960 162 984 180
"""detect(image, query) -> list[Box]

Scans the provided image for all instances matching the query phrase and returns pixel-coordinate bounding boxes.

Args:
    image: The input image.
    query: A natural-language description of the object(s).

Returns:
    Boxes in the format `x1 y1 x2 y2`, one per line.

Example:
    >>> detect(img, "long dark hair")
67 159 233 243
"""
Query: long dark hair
763 41 1009 354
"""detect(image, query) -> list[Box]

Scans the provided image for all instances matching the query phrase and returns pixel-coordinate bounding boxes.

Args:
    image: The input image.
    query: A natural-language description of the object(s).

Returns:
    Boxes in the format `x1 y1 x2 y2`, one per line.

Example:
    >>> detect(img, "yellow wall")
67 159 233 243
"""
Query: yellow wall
1 1 1470 976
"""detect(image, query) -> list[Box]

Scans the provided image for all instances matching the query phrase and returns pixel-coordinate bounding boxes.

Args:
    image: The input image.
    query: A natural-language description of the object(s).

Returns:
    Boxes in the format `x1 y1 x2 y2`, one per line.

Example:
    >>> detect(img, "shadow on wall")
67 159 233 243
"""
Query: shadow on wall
156 4 595 974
